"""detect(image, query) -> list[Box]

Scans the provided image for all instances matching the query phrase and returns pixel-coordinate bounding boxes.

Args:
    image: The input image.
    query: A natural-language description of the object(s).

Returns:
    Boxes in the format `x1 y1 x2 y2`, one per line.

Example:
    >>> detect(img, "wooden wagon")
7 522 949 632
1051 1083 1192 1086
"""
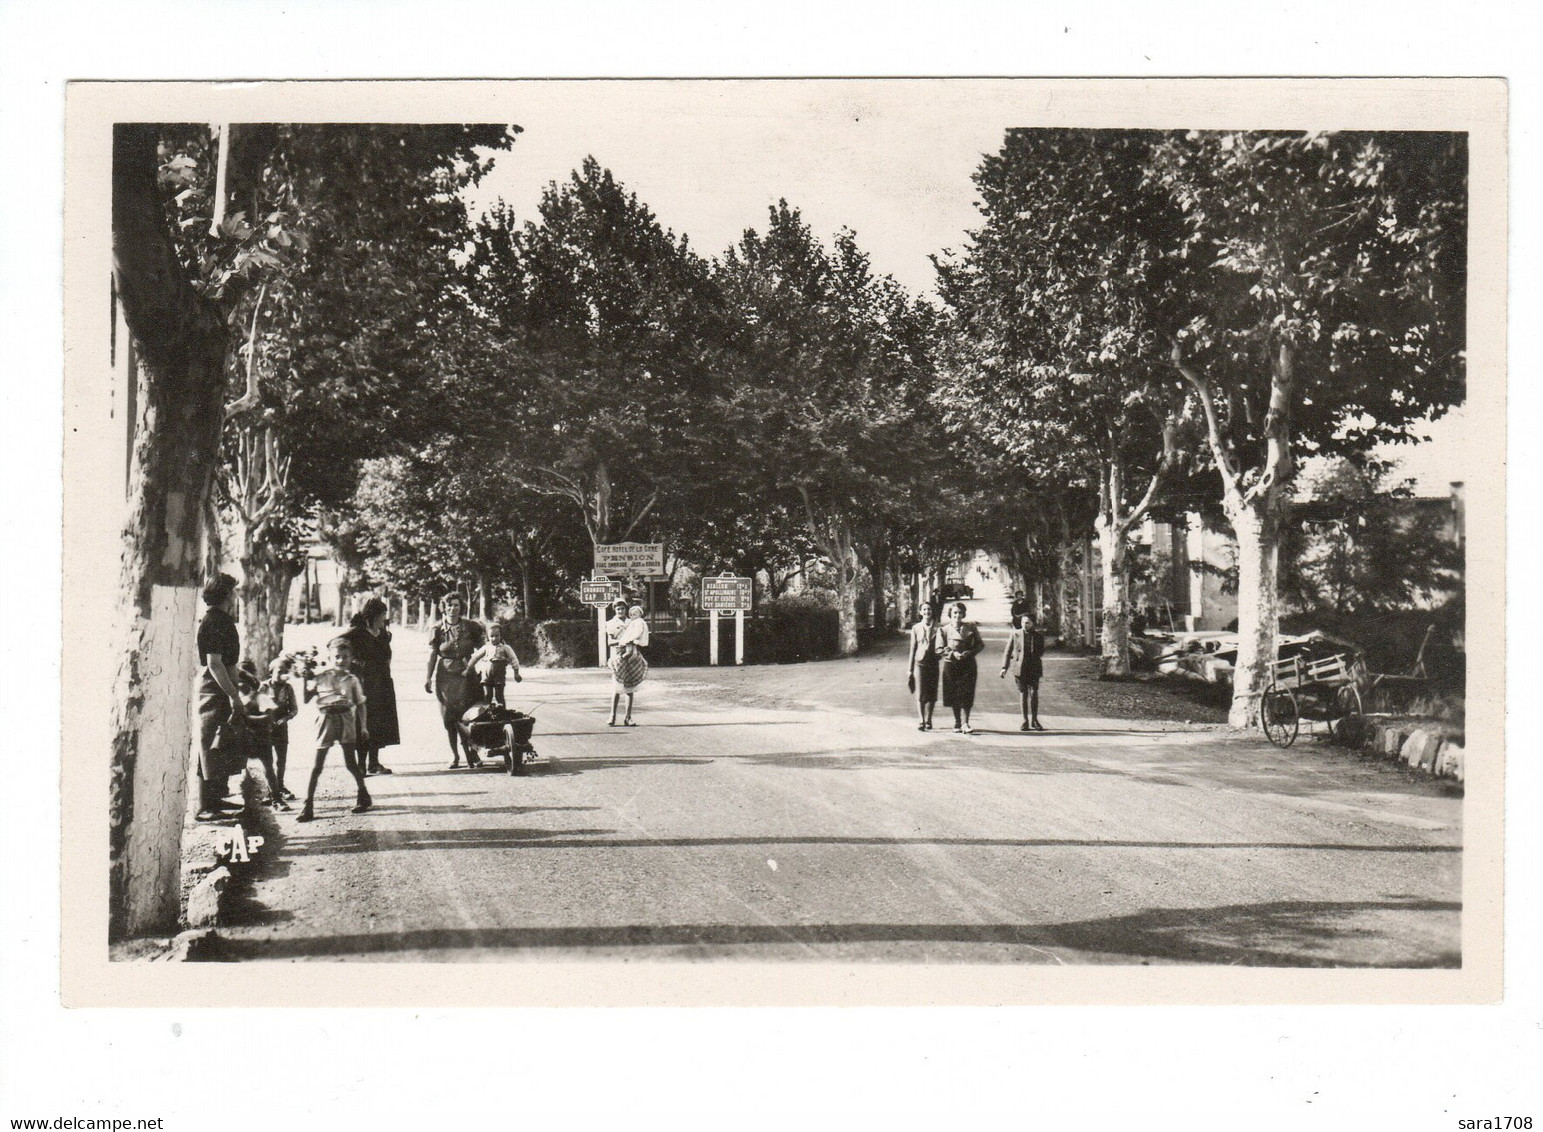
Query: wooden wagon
1260 648 1368 749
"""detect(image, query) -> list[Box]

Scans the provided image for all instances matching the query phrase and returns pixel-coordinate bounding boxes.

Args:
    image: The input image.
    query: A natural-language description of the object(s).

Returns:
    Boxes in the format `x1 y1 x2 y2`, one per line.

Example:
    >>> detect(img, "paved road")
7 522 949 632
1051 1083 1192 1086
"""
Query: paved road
219 624 1461 965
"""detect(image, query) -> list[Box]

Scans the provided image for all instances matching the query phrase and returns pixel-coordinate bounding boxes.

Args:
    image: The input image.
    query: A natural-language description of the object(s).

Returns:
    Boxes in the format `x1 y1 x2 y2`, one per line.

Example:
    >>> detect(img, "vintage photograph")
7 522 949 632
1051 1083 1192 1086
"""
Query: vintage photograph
62 79 1504 1001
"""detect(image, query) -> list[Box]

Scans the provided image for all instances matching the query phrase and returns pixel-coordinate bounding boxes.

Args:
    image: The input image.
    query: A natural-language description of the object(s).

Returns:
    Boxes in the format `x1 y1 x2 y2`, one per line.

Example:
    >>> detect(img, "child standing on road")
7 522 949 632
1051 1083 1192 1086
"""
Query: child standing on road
236 659 291 810
297 636 371 822
262 654 300 800
468 622 521 706
999 612 1046 732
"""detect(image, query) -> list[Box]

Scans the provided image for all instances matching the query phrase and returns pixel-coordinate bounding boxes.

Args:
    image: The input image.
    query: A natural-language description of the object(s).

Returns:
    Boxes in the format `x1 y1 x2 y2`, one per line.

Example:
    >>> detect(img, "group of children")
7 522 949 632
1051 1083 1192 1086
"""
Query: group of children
234 635 375 823
230 624 524 822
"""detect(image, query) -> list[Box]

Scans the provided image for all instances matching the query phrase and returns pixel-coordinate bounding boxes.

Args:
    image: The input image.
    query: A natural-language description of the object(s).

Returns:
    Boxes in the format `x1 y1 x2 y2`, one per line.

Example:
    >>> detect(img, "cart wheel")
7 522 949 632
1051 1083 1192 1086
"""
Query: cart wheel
505 724 524 776
1261 686 1299 748
1332 684 1366 747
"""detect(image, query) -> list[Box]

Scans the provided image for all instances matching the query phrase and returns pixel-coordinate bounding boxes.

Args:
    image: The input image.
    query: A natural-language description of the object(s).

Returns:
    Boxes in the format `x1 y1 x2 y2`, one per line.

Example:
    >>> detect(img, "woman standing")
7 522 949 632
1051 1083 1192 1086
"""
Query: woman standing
424 592 486 768
935 601 984 734
344 596 401 775
608 605 649 727
906 602 941 730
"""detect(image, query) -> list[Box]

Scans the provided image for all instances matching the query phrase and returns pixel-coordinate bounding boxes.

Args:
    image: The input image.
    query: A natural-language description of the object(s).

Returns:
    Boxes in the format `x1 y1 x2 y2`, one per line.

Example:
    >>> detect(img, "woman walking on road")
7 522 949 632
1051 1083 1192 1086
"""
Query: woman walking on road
344 596 401 775
1000 610 1046 731
608 605 649 727
935 601 984 734
906 602 941 730
424 592 486 768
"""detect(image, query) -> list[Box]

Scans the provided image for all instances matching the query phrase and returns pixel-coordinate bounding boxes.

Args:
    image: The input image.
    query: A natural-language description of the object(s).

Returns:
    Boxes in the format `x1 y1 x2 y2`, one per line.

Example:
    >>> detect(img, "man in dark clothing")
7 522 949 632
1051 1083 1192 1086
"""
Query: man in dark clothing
195 573 247 822
1010 591 1033 629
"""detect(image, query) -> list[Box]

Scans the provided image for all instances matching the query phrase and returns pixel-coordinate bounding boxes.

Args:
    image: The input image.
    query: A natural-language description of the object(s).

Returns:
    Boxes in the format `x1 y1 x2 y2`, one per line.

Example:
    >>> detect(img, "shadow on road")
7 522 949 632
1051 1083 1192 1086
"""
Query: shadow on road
212 896 1461 967
279 828 1459 855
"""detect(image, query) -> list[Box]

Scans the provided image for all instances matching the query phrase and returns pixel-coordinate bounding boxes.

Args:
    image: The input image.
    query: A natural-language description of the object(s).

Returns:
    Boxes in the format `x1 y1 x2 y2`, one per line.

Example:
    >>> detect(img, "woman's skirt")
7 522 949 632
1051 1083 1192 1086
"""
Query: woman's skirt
610 648 649 693
940 657 978 710
358 673 401 747
434 666 480 729
912 653 940 702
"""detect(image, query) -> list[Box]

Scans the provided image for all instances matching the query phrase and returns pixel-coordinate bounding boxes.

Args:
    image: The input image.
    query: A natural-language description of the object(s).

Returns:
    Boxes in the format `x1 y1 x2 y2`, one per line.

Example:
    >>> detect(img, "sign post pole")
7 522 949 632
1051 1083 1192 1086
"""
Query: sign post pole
735 608 745 665
709 608 720 666
598 605 607 668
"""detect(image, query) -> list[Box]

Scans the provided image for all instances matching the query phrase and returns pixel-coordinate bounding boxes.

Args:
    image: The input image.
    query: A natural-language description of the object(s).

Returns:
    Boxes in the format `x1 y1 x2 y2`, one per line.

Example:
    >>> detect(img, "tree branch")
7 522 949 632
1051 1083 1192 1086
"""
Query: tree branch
1170 340 1241 500
224 280 269 420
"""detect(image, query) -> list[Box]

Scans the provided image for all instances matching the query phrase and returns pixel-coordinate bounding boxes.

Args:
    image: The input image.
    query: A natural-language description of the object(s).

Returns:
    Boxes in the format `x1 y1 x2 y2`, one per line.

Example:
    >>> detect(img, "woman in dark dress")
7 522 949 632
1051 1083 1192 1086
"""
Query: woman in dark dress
934 601 984 734
423 592 486 768
343 596 401 775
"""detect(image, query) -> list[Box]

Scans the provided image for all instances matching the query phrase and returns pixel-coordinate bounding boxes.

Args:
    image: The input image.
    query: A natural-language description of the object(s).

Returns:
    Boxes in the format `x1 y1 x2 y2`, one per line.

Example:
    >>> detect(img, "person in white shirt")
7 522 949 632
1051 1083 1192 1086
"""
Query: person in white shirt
297 636 371 822
468 622 522 707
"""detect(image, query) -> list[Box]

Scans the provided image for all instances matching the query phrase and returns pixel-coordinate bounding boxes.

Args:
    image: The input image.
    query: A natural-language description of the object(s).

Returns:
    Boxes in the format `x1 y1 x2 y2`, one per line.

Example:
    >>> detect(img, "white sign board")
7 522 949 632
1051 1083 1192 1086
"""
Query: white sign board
594 542 665 577
701 574 753 611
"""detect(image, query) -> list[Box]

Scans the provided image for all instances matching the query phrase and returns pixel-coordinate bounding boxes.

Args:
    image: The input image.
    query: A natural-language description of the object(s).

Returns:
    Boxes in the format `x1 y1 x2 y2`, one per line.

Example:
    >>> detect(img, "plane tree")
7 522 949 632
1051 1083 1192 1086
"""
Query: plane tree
936 128 1192 675
1154 130 1466 723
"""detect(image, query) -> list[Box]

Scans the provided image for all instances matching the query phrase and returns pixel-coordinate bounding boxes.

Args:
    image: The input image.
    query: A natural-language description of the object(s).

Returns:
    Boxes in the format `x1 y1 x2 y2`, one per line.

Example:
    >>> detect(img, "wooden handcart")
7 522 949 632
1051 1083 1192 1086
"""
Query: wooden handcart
1260 648 1368 749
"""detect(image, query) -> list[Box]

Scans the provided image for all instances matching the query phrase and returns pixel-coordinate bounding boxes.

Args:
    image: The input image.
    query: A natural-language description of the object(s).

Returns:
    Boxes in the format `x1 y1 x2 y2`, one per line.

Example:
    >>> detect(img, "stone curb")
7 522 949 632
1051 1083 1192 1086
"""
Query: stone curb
1358 719 1464 785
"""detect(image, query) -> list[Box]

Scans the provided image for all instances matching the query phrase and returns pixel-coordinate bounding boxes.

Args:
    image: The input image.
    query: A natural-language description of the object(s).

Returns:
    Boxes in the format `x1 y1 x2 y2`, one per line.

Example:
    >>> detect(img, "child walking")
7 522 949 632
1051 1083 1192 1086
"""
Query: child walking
297 636 372 822
468 622 521 706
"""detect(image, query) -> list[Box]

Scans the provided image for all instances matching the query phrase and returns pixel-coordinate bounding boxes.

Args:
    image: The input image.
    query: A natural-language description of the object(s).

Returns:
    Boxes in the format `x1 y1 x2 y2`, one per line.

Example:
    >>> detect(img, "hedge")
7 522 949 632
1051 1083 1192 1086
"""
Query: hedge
510 599 843 670
535 619 599 668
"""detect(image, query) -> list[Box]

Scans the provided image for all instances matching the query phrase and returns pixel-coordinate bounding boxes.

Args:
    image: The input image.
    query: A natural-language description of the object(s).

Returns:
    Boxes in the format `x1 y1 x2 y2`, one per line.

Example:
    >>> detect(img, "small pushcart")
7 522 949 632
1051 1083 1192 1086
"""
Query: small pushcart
1260 643 1367 749
457 702 538 776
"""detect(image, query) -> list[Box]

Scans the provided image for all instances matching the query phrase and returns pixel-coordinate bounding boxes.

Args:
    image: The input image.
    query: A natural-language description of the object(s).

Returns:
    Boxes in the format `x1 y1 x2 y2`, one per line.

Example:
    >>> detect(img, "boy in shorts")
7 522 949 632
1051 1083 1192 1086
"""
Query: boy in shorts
297 636 372 822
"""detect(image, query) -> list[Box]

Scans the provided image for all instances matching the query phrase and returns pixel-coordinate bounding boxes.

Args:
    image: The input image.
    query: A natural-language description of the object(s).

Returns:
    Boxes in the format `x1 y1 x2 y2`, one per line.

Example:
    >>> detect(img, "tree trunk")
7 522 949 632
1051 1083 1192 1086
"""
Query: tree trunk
1227 492 1286 727
109 125 232 941
240 539 298 674
520 564 535 621
866 551 888 631
334 563 351 626
834 566 860 656
1096 516 1131 677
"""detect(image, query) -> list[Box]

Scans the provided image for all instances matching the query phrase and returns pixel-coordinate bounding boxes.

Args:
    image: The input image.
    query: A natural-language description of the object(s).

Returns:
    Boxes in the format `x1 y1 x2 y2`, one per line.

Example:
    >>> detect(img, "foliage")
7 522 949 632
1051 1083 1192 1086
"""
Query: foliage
456 159 728 546
713 202 949 635
935 129 1190 501
1154 130 1467 479
1283 459 1461 615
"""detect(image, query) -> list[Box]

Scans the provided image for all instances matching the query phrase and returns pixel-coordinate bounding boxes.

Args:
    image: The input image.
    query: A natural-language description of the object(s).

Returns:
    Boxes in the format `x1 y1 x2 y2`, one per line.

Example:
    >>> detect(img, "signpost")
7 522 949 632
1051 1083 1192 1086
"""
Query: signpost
580 575 624 667
594 542 666 578
701 572 753 665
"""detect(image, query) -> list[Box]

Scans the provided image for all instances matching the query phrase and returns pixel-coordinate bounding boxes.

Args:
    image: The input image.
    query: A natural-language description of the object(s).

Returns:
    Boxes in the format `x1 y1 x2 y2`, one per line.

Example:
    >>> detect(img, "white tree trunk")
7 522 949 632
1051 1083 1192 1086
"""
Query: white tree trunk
1096 517 1132 677
1227 495 1284 728
111 585 200 938
835 568 860 656
240 541 297 674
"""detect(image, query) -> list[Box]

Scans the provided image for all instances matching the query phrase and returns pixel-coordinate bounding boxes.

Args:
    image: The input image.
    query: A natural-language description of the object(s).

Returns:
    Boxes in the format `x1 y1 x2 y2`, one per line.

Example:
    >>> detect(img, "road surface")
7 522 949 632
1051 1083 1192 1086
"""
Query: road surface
218 623 1461 965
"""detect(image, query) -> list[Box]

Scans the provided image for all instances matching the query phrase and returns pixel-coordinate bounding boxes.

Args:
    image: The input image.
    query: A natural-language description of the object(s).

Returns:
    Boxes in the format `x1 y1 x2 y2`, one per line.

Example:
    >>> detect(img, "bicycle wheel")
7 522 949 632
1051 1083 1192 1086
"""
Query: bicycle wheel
1331 684 1366 747
1261 686 1300 748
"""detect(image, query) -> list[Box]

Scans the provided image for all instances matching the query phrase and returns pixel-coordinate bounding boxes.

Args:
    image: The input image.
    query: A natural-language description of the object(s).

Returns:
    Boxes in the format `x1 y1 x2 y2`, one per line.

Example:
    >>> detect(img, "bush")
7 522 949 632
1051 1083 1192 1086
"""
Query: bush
491 616 540 667
535 620 599 668
756 595 840 663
